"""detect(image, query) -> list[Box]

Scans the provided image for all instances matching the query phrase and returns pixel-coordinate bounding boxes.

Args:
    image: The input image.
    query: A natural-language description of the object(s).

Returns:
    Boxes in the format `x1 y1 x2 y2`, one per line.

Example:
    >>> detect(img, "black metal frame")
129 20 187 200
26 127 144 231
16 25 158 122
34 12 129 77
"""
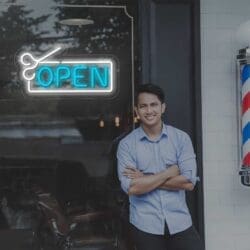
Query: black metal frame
137 0 204 243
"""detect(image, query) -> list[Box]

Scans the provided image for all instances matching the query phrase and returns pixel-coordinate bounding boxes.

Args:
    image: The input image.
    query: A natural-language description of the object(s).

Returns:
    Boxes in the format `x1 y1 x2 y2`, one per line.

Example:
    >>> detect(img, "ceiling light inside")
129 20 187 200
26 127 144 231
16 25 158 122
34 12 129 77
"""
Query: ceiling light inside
58 18 94 26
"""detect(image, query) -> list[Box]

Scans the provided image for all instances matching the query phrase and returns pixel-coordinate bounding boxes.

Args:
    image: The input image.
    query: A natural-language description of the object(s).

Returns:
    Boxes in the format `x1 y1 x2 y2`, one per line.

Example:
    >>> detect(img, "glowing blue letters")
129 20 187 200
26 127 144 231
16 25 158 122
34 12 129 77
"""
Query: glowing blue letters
35 64 109 89
19 47 114 95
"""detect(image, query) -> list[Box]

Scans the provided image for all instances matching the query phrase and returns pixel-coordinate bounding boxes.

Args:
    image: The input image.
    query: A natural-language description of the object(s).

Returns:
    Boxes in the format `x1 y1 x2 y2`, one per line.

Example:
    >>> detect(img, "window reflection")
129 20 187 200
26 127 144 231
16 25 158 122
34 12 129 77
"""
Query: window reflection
0 0 134 133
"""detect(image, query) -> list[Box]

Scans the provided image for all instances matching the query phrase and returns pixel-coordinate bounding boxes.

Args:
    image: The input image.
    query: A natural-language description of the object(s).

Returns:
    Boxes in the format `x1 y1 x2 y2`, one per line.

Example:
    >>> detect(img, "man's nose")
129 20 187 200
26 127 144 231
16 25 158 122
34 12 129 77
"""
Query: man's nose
146 106 152 113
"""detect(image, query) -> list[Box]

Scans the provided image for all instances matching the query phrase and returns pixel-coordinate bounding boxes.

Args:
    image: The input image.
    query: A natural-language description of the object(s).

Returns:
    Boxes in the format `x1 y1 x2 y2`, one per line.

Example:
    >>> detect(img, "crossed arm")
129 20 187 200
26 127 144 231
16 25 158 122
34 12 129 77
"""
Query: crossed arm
123 165 194 196
117 133 197 196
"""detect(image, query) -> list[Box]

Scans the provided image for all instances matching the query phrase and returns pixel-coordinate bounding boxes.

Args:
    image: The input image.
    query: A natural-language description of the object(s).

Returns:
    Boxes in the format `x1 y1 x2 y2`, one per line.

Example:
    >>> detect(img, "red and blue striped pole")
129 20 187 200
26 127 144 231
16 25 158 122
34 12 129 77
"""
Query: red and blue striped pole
237 48 250 186
242 65 250 168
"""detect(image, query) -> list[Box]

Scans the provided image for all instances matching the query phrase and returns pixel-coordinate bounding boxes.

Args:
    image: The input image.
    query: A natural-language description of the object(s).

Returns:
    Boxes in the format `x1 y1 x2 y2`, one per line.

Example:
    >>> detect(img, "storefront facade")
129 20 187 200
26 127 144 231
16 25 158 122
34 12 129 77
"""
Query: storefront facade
0 0 204 249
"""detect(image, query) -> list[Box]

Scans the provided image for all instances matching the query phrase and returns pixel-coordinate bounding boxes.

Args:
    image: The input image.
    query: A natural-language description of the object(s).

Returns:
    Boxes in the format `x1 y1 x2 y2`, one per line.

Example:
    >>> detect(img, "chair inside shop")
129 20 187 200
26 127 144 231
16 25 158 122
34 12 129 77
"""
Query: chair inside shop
35 189 119 250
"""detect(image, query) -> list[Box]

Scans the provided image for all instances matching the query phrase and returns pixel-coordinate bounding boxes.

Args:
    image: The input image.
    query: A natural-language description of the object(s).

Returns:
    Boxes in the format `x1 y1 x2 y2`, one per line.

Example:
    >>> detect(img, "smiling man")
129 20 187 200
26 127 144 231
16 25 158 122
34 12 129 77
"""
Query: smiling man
117 84 204 250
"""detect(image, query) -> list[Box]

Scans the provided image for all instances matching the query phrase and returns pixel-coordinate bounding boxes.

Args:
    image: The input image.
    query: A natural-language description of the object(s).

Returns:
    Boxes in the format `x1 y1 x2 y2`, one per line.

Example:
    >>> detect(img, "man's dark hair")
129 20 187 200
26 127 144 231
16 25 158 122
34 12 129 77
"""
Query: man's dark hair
135 83 165 105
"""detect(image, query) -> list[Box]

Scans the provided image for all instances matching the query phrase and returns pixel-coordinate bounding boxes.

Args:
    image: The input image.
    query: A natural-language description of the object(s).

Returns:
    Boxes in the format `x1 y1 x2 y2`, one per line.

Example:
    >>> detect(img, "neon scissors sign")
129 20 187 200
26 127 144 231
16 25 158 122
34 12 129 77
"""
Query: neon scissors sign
19 47 114 95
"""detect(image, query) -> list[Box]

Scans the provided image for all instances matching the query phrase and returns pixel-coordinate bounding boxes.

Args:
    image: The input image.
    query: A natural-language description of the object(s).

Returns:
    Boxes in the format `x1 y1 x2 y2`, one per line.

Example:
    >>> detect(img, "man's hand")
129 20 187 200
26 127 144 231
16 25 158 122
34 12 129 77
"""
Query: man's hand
159 165 194 191
123 166 144 179
166 165 180 179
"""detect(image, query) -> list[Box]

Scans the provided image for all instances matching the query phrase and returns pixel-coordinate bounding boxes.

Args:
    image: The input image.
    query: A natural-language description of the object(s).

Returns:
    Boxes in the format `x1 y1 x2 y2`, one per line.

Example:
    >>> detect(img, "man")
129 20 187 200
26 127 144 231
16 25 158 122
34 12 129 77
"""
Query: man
117 84 204 250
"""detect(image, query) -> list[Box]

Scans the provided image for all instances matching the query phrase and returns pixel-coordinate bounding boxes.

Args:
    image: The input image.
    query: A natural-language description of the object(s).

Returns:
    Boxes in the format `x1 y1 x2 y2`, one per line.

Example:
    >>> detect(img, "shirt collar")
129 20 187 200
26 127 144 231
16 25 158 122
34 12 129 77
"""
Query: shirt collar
138 123 168 141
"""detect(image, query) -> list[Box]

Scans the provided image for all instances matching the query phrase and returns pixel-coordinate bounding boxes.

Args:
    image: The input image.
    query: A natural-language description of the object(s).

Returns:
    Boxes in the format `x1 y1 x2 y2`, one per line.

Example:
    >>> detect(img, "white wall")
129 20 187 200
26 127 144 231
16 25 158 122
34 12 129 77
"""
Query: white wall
201 0 250 250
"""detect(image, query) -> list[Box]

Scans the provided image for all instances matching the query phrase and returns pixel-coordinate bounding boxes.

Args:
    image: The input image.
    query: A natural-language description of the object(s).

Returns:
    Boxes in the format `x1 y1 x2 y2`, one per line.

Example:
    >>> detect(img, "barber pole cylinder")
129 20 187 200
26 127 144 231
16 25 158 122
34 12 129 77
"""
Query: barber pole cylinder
242 65 250 166
238 48 250 186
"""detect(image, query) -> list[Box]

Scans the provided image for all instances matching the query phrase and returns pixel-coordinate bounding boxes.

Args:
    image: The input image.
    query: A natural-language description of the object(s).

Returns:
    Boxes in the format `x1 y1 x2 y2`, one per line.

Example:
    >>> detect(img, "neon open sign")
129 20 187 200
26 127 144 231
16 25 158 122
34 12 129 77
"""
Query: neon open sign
19 47 114 95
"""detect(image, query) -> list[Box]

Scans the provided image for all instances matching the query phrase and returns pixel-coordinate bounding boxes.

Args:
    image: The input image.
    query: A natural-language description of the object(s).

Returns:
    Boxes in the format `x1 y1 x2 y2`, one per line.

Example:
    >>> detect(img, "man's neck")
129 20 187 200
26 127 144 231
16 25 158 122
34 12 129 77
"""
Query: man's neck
141 122 163 140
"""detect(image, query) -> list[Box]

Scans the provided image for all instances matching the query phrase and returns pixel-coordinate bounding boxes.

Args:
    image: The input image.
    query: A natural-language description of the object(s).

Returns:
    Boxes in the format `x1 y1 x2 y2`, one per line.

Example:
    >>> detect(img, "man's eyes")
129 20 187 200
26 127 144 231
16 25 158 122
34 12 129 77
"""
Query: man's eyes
151 103 158 107
139 103 159 108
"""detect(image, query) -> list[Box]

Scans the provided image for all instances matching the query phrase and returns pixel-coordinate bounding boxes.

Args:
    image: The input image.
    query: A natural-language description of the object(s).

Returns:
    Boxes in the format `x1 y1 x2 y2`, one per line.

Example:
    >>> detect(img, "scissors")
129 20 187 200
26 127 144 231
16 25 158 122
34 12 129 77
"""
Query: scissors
20 47 61 81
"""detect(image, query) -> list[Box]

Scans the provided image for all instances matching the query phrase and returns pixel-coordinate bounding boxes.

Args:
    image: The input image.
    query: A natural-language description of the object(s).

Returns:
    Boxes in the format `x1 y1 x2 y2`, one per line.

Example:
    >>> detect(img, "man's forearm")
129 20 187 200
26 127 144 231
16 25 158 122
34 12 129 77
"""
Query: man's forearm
159 175 194 191
127 166 178 195
128 170 170 195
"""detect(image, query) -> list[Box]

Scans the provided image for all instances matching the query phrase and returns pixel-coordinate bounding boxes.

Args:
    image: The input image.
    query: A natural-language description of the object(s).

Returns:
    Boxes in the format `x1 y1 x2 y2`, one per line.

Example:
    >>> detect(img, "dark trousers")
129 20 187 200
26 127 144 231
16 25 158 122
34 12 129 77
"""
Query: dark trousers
131 223 205 250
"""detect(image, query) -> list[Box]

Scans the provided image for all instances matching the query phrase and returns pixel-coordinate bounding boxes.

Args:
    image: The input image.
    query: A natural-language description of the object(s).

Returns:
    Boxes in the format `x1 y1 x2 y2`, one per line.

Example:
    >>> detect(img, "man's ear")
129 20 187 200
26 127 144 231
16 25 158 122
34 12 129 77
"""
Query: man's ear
161 103 166 114
134 106 139 118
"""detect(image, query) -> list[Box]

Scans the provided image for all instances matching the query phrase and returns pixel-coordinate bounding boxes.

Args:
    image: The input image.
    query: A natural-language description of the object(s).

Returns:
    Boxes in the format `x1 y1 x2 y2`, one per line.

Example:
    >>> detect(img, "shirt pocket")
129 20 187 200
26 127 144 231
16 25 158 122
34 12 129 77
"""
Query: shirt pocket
135 144 155 173
161 149 178 167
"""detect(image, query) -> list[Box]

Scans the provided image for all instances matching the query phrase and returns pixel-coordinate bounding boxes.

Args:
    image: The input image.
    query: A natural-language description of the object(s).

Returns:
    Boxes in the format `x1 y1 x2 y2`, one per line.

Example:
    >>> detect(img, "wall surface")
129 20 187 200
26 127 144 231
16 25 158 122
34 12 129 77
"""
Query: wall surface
201 0 250 250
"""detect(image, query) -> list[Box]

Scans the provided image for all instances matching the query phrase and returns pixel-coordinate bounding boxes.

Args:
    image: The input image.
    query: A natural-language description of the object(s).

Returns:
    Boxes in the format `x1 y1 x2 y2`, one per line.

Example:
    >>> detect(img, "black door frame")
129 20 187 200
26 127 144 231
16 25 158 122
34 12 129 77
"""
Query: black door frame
137 0 204 242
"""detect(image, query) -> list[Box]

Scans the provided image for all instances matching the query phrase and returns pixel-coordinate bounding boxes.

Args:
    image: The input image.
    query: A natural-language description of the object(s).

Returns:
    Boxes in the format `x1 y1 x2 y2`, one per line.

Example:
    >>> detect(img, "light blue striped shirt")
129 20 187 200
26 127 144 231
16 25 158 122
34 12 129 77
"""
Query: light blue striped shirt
117 124 199 235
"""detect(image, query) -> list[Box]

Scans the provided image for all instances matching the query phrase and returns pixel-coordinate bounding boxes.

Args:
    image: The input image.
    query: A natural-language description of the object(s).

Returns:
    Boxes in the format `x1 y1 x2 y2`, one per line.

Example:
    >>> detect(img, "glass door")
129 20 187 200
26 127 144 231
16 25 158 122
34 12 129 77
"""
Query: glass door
0 1 137 249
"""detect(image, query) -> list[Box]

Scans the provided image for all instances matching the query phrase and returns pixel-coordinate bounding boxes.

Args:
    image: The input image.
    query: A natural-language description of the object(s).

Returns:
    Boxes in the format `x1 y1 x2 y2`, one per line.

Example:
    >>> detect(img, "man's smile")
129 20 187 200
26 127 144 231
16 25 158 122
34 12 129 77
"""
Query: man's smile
145 115 156 120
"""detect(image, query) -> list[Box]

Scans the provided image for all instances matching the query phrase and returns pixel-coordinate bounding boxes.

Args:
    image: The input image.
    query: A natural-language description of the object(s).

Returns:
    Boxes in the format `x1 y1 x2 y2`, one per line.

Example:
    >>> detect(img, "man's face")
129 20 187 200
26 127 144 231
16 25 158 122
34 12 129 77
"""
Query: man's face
135 92 166 128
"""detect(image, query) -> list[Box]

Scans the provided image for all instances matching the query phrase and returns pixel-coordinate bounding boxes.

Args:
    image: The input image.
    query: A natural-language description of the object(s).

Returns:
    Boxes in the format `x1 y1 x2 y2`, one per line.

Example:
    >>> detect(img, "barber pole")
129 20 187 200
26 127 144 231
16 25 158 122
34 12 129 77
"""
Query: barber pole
237 48 250 186
242 65 250 167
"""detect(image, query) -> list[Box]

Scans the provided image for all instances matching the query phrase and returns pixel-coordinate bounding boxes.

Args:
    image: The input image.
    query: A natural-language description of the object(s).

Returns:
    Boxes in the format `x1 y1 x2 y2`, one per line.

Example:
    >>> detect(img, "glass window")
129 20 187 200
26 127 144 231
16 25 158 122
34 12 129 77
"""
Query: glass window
0 1 137 249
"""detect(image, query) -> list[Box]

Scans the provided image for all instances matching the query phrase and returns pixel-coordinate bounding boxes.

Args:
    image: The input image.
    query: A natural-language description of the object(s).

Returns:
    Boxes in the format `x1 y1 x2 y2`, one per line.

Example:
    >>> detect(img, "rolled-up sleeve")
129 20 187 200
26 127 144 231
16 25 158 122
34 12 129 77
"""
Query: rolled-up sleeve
177 134 199 186
116 140 136 194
